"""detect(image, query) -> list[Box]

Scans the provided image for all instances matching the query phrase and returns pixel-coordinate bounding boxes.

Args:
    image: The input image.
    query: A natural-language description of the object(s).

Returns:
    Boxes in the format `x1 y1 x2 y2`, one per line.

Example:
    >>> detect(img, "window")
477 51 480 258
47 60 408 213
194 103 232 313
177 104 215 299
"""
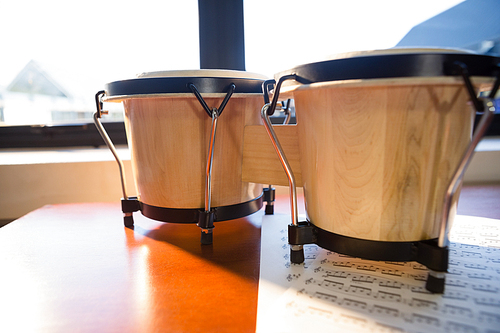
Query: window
0 0 199 127
2 0 498 148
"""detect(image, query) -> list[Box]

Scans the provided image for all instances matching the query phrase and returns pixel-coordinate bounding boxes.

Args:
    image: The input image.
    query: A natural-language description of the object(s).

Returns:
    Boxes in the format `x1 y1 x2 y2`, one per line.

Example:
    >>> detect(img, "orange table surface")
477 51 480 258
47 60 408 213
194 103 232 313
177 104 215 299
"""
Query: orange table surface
0 202 265 333
0 183 499 332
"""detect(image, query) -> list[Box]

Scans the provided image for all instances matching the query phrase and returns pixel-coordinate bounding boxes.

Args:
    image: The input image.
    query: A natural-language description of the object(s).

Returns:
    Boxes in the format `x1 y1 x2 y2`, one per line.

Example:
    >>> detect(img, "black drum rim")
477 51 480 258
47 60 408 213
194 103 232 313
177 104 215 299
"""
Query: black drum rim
276 52 500 84
105 76 265 96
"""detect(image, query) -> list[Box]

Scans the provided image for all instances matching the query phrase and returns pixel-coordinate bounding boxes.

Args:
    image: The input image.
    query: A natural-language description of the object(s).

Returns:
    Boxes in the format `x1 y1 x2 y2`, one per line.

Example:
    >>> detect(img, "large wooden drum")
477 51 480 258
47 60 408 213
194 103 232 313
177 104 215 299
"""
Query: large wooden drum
290 56 476 243
257 49 499 287
101 70 266 230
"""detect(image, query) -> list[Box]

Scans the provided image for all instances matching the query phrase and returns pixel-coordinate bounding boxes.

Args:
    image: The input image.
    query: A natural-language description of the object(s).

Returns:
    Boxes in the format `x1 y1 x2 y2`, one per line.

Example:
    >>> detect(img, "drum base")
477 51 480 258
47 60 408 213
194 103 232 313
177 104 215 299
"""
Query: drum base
139 194 264 223
288 221 448 293
120 193 266 244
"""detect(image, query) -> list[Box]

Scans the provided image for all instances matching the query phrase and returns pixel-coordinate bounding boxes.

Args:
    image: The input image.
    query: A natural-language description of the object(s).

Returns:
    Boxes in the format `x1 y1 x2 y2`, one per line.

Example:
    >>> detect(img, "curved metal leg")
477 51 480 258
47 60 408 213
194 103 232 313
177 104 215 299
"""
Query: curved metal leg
430 62 499 293
93 91 138 227
199 109 218 245
261 103 305 262
190 83 235 244
264 99 291 215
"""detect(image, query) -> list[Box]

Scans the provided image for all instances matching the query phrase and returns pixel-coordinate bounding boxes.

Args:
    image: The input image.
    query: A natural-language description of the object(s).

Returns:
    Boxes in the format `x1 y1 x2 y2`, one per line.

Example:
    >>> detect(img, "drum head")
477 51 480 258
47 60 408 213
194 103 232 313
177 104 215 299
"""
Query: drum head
276 47 500 84
136 69 267 80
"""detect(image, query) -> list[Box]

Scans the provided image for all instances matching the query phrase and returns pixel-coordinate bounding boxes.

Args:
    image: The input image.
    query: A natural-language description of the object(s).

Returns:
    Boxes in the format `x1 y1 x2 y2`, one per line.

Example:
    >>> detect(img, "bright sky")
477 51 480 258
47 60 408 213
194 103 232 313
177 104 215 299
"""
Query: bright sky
0 0 464 98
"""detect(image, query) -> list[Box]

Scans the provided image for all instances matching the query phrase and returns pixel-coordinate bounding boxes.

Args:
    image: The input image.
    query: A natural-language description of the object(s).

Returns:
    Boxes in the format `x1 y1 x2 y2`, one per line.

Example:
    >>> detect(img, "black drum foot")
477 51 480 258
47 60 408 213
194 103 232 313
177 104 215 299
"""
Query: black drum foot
198 210 215 245
124 213 134 228
121 197 140 228
290 245 305 264
425 271 446 293
263 187 275 215
201 229 213 245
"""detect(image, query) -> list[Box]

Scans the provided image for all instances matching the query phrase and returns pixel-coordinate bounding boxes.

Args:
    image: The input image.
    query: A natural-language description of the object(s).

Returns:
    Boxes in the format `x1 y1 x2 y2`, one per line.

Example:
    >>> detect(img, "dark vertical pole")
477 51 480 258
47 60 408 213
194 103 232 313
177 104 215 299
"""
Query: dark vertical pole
198 0 245 70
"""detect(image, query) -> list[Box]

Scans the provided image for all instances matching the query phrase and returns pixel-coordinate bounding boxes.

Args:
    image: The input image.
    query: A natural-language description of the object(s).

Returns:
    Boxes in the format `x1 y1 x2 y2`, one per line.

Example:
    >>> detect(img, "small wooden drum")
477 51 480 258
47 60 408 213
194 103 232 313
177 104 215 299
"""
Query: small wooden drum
258 49 499 292
95 70 267 242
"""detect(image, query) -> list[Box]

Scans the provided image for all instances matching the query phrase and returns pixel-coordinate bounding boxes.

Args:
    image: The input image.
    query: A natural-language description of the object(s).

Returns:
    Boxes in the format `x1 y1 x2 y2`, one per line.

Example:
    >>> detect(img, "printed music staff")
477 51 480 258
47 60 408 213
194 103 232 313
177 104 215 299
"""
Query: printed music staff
257 214 500 333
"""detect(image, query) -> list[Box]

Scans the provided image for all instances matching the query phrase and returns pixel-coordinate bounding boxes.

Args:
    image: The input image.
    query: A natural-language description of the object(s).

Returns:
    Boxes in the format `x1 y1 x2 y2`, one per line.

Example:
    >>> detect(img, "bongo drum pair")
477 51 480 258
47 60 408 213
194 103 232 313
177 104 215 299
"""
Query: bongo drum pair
94 49 500 292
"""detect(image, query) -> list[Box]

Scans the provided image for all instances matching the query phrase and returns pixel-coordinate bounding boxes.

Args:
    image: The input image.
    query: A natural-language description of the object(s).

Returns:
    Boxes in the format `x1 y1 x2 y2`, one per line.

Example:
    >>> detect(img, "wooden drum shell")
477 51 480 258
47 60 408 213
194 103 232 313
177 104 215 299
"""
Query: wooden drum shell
291 79 474 242
122 94 263 209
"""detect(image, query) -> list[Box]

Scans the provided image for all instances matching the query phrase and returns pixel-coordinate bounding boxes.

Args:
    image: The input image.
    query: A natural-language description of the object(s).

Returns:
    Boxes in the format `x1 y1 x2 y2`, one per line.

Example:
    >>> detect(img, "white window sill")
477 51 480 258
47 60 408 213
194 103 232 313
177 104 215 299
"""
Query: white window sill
1 138 499 221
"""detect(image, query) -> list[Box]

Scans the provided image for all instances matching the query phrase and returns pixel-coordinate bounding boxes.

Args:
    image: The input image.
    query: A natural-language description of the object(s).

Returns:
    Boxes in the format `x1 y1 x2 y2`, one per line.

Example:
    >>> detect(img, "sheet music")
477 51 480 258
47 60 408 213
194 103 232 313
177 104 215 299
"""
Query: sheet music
256 214 500 333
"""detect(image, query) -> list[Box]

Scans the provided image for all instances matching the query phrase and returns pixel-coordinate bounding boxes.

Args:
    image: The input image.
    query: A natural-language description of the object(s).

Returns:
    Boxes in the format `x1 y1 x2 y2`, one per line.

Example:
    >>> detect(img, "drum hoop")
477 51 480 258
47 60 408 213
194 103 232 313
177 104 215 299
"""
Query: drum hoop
313 224 448 271
139 193 264 223
276 53 500 84
313 224 449 273
105 77 264 97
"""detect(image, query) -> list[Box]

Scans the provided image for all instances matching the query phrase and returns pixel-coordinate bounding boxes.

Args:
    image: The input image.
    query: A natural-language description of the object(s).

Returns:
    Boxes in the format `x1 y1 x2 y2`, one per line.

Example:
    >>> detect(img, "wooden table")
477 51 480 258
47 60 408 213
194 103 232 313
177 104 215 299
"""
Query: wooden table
0 183 499 332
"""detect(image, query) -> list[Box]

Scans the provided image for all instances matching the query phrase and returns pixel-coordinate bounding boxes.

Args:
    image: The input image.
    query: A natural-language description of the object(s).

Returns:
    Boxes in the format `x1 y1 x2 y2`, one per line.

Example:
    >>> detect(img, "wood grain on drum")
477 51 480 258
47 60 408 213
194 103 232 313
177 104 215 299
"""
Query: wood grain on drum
123 96 263 209
242 125 302 187
293 83 473 241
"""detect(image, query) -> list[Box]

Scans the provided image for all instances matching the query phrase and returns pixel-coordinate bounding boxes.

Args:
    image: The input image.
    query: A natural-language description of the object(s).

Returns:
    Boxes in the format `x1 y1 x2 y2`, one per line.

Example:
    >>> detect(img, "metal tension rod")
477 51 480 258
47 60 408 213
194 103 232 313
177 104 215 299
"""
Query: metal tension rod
189 83 236 244
260 74 299 227
93 90 128 201
438 62 498 248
